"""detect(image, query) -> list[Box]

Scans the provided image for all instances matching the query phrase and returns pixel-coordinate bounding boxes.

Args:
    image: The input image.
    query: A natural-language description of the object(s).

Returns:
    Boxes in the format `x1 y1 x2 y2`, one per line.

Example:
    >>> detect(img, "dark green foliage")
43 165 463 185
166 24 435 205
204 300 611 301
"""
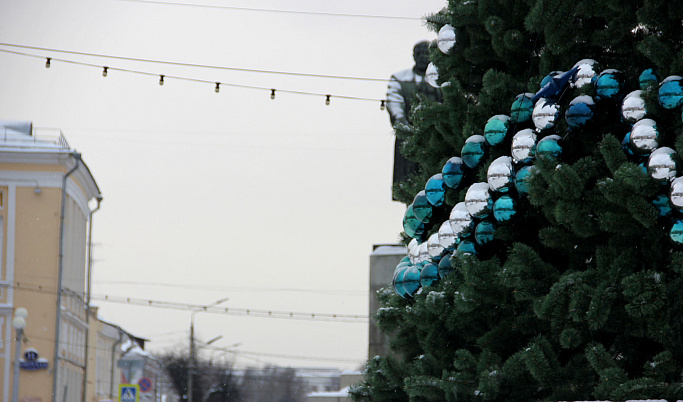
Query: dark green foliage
356 0 683 400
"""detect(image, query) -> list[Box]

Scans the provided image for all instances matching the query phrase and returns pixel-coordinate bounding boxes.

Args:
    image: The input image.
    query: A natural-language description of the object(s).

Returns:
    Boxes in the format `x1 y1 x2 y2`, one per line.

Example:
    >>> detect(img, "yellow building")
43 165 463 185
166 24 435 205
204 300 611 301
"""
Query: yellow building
0 121 101 402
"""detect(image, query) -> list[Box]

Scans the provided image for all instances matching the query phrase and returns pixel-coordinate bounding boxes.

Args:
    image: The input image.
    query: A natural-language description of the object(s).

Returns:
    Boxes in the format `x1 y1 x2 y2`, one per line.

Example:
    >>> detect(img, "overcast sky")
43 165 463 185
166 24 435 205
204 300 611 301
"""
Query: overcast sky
0 0 446 370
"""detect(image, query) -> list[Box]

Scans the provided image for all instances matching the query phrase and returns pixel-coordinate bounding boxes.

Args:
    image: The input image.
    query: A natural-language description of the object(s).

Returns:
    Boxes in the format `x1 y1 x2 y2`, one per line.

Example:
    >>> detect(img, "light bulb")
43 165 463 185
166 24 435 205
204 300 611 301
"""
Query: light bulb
12 317 25 330
380 100 386 110
159 75 165 85
325 95 331 105
14 307 28 319
215 82 220 93
45 58 51 68
102 67 108 77
270 89 276 100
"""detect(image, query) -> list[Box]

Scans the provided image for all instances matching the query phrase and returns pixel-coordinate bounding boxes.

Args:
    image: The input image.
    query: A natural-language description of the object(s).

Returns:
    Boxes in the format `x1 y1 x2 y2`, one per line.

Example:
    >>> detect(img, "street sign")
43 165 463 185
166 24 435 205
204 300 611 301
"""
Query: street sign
119 384 140 402
138 377 152 393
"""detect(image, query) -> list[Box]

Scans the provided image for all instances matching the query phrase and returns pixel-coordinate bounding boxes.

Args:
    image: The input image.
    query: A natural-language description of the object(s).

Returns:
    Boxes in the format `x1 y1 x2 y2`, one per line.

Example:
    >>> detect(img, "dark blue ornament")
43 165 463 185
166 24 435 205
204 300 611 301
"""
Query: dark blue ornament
536 135 562 160
437 254 455 279
442 157 464 188
461 135 486 168
531 66 579 101
425 174 446 207
540 71 563 89
658 76 683 109
565 95 595 129
493 194 517 222
412 190 432 222
639 68 659 90
402 265 422 297
420 262 439 287
595 69 624 101
484 115 511 146
474 220 496 246
511 93 534 123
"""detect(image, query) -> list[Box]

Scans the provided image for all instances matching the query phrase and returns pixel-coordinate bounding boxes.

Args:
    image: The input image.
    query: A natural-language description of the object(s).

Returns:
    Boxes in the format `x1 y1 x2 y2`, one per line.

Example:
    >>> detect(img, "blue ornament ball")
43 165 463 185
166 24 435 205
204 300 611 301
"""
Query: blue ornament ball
402 206 424 239
670 219 683 246
514 165 536 195
639 68 659 90
658 76 683 110
437 254 455 279
594 69 624 100
420 262 439 287
442 156 465 188
412 190 433 223
402 265 422 297
493 194 517 222
511 93 534 123
474 220 496 246
392 265 409 298
565 95 595 128
536 135 563 160
461 135 486 168
425 174 446 207
455 239 477 257
540 71 563 89
653 194 673 217
484 115 511 146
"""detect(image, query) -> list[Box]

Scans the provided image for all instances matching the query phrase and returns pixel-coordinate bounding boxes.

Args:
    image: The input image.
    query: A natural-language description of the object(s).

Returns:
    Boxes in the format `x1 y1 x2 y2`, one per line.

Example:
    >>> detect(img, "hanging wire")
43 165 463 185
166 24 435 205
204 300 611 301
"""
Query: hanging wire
0 47 389 106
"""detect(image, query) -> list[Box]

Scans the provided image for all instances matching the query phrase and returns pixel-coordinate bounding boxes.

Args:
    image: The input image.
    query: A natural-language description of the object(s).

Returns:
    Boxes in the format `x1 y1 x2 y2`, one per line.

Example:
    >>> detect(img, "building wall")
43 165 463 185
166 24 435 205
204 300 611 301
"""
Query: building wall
368 245 405 359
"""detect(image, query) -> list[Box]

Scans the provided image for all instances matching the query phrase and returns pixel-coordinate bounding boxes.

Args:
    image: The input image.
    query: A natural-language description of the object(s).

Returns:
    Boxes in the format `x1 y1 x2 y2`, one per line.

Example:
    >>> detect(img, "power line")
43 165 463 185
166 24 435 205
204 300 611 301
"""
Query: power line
113 0 423 21
0 42 388 82
0 47 390 107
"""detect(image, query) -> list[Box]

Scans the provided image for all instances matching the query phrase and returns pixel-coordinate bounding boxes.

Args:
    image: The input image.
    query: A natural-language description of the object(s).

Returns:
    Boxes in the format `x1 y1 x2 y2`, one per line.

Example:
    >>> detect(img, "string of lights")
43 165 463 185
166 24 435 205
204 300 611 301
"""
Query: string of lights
0 42 388 81
113 0 424 20
0 47 390 108
12 281 370 323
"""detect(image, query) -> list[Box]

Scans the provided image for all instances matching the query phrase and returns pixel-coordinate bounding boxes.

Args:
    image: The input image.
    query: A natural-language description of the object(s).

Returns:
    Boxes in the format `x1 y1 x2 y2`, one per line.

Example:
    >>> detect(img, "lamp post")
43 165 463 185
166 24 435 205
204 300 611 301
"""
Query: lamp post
12 307 28 402
188 297 229 402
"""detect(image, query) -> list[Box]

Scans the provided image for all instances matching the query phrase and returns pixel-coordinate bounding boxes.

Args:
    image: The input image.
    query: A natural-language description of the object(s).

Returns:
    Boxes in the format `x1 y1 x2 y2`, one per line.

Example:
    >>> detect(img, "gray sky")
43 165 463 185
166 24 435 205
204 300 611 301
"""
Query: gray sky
0 0 446 370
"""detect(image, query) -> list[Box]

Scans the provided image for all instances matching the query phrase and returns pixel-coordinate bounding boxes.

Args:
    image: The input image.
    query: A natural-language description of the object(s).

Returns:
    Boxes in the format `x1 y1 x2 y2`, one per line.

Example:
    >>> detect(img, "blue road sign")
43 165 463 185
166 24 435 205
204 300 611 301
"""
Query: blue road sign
119 384 139 402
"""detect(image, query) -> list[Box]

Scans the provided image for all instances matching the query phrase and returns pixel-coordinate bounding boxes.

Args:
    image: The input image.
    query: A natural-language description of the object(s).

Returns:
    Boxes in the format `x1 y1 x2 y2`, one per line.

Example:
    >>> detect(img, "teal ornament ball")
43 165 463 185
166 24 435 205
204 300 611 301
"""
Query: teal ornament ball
442 156 465 188
425 174 446 207
622 131 635 156
670 219 683 246
514 165 535 195
487 156 514 193
532 98 561 132
622 90 647 124
402 265 422 297
455 239 477 257
461 135 486 168
658 76 683 109
595 69 624 100
511 93 534 123
392 265 409 298
403 206 424 238
493 194 517 222
449 202 474 237
484 115 511 146
412 190 433 222
669 177 683 211
465 182 493 218
420 262 439 287
653 194 673 217
438 220 458 250
437 254 454 279
537 135 563 160
629 119 659 154
511 129 536 164
647 147 677 182
572 59 599 88
540 71 563 89
474 220 496 246
639 68 659 90
565 95 595 129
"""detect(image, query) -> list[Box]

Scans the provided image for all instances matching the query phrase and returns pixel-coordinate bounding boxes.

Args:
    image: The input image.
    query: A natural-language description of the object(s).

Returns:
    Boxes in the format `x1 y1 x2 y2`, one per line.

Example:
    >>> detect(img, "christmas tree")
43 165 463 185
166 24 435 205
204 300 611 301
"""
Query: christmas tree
352 0 683 400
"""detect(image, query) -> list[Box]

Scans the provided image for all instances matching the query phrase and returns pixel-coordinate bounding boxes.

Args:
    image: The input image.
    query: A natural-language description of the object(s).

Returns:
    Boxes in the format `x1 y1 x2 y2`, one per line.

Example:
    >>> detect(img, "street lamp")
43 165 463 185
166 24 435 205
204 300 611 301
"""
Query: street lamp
188 297 229 402
12 307 28 402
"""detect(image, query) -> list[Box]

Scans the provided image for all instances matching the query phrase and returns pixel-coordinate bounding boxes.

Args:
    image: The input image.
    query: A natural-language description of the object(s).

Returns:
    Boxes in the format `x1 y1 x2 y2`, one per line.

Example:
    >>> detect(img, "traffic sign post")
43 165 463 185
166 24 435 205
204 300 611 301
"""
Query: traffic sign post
119 384 140 402
138 377 152 393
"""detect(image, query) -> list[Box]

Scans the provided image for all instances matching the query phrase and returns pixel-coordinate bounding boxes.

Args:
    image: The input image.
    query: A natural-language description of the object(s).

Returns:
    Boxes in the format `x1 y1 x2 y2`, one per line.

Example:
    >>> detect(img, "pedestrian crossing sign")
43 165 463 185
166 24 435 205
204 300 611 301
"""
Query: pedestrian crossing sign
119 384 140 402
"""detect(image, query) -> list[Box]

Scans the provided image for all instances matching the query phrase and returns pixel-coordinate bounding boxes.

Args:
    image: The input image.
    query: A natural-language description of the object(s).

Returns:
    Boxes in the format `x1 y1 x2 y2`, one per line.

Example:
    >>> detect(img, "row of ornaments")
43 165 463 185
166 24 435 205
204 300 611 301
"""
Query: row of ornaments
396 64 683 298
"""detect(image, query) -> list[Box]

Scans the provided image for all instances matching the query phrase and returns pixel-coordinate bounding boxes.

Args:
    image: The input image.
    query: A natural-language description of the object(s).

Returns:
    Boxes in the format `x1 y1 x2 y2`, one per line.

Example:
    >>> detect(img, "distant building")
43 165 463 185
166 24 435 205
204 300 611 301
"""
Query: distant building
0 121 149 402
368 245 405 358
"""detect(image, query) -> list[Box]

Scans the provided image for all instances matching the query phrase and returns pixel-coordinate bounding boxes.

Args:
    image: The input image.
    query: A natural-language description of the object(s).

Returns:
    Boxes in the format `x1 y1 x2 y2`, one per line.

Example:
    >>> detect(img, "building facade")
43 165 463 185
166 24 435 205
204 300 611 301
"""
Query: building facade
0 121 100 402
